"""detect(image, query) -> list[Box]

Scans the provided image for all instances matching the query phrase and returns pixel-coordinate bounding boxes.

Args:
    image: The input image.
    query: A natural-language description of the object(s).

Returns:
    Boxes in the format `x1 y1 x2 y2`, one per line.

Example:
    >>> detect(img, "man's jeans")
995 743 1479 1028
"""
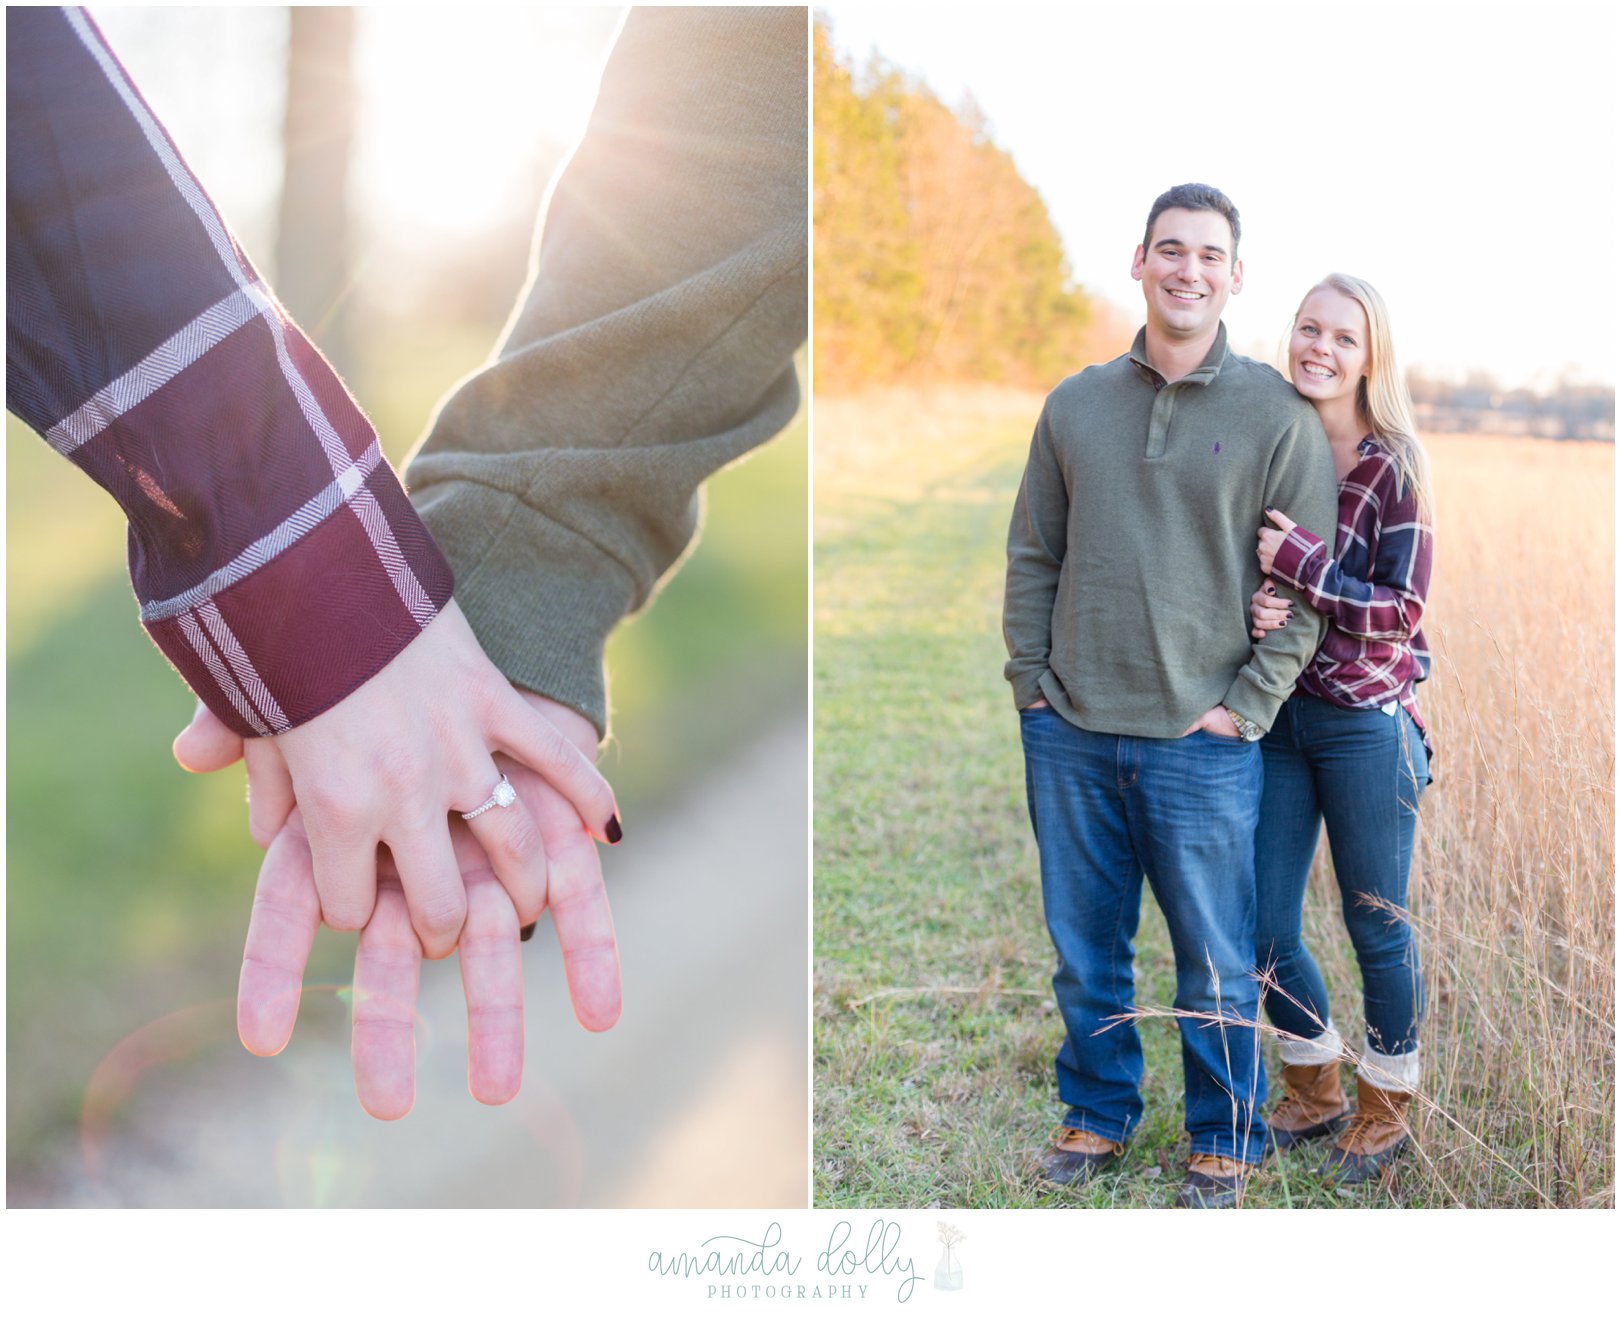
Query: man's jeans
1255 695 1428 1058
1020 706 1269 1163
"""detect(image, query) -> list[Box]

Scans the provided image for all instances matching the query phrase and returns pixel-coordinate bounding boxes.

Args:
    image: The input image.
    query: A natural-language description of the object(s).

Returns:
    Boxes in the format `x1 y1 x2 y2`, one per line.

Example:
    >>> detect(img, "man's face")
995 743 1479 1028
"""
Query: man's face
1131 207 1243 342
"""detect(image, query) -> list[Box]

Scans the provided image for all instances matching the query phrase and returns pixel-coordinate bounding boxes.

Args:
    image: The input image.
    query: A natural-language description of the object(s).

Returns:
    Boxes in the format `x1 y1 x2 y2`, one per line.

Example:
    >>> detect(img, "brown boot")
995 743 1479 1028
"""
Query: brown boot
1175 1154 1253 1209
1037 1127 1123 1187
1267 1061 1351 1151
1319 1076 1412 1183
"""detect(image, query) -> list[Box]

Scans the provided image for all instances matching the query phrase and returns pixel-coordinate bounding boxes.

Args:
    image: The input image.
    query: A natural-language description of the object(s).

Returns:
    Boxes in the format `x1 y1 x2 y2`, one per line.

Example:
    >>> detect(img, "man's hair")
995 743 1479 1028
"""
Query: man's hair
1142 183 1241 257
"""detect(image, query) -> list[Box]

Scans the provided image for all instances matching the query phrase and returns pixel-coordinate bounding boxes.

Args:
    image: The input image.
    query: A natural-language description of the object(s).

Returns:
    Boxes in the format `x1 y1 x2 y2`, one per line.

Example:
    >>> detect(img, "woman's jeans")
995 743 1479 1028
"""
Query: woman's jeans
1255 695 1429 1059
1020 706 1269 1163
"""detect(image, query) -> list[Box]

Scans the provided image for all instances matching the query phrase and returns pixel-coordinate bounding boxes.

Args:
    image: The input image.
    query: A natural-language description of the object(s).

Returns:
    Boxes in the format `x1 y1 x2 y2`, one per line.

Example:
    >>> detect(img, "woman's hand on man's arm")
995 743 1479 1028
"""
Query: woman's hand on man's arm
1250 578 1292 639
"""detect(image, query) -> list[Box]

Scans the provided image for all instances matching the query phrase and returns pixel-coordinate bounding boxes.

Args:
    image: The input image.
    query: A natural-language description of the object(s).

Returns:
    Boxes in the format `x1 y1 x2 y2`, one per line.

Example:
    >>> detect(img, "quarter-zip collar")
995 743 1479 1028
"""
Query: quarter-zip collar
1129 321 1230 391
1129 322 1231 460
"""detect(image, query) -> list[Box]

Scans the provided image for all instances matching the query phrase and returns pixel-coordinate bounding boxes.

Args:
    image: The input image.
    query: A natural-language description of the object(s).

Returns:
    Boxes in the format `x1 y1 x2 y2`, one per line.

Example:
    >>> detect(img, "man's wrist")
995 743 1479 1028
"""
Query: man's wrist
1222 705 1266 742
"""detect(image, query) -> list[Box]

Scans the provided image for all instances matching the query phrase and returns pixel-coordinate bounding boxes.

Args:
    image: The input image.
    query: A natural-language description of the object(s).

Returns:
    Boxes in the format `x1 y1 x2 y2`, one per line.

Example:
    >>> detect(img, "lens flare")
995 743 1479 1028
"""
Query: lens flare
75 982 592 1205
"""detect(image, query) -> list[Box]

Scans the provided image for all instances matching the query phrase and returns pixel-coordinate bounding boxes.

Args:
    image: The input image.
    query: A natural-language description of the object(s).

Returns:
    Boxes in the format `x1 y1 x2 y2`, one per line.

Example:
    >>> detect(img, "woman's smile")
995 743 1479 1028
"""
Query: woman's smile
1289 286 1369 403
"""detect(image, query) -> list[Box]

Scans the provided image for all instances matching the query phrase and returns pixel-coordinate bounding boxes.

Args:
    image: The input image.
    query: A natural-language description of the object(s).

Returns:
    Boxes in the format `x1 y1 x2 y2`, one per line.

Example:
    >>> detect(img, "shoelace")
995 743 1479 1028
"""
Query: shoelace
1338 1108 1404 1153
1053 1127 1120 1154
1190 1154 1245 1173
1278 1079 1311 1112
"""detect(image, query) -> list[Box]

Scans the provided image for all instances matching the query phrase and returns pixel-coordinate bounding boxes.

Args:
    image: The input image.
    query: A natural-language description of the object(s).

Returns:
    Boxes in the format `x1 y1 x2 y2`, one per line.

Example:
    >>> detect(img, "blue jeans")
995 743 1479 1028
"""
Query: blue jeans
1255 695 1428 1057
1020 707 1269 1163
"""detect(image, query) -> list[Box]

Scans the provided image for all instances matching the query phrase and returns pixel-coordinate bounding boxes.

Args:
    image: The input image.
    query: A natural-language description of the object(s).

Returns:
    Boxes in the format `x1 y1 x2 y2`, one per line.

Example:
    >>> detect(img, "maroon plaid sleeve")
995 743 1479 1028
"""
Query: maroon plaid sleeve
1271 438 1435 753
6 7 453 737
1270 446 1431 643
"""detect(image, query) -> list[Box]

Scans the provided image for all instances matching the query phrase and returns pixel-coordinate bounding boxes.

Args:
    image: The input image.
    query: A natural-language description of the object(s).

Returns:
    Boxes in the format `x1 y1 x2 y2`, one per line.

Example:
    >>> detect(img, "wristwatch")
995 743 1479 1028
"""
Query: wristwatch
1224 706 1265 742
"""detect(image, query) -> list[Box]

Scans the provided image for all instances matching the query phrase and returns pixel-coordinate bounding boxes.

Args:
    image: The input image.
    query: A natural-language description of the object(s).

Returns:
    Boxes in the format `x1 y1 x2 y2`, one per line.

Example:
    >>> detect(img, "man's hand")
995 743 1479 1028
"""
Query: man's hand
1256 507 1298 577
178 600 619 961
231 804 533 1118
1179 706 1242 739
1249 577 1292 639
1022 698 1050 710
178 687 621 1117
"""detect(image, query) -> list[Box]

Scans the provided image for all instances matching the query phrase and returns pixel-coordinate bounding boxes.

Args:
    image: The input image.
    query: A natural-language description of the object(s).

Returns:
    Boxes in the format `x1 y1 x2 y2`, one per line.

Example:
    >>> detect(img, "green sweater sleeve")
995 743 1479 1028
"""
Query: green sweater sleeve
1002 399 1067 710
1220 409 1340 730
405 7 807 736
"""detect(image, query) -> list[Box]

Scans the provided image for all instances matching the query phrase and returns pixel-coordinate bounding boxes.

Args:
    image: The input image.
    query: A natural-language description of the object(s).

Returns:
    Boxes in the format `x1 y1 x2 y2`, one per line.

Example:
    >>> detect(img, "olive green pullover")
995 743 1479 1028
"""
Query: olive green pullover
1003 323 1339 737
405 8 807 736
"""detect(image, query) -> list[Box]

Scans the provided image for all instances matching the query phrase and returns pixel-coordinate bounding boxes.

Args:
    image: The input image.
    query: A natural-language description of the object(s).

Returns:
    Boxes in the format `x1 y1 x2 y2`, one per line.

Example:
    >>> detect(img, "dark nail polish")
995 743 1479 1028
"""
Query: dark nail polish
1266 505 1275 512
1280 618 1288 627
1264 585 1277 595
606 814 623 845
519 922 537 943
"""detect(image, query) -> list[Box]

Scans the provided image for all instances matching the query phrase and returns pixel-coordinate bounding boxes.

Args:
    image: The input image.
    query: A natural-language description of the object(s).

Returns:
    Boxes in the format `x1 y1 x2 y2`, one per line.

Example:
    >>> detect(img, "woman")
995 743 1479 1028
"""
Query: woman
1249 273 1435 1183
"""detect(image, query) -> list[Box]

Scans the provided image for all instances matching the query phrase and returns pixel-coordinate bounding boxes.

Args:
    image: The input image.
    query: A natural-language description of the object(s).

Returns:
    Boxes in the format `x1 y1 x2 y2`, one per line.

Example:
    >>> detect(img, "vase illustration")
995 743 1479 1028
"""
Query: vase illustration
934 1244 963 1291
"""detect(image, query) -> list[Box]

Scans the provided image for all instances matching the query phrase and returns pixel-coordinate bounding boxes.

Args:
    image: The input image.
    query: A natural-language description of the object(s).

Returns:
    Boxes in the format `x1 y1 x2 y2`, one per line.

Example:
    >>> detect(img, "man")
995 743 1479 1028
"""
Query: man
1002 183 1338 1207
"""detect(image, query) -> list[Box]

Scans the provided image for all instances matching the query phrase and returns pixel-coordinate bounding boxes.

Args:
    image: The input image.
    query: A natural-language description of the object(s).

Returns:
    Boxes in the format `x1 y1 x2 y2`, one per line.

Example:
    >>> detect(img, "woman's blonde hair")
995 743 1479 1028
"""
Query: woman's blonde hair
1296 273 1433 524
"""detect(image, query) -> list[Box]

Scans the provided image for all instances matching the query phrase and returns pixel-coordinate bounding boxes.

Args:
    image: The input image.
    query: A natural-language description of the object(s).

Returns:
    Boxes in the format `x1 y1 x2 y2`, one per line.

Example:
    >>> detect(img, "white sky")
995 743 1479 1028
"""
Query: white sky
822 1 1618 388
93 6 623 283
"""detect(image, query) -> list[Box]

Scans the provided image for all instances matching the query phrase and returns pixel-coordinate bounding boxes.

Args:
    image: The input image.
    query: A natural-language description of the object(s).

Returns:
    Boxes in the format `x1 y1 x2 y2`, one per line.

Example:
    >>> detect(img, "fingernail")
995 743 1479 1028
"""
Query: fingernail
1265 505 1275 512
606 814 624 845
519 922 537 943
1264 585 1277 595
1280 618 1288 627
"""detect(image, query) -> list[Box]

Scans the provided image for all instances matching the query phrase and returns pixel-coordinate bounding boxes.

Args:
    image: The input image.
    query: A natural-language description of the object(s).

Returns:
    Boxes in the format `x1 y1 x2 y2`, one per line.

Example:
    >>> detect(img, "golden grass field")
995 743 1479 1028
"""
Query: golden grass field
813 387 1613 1208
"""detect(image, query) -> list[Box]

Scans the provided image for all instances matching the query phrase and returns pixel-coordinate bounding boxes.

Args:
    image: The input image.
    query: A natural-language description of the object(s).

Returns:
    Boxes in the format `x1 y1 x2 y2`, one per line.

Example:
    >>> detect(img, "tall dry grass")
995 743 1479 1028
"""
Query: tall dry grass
1391 433 1613 1206
813 386 1614 1207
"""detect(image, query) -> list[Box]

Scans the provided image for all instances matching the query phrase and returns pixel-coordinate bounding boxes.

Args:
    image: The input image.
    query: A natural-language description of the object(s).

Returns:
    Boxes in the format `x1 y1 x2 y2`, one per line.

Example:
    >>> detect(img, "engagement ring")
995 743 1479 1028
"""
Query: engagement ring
462 774 517 820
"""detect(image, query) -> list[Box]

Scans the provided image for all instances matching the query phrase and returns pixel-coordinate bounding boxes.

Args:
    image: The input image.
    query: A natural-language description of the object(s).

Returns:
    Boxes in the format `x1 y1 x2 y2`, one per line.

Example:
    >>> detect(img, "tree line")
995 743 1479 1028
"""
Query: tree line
813 20 1125 392
1407 372 1614 442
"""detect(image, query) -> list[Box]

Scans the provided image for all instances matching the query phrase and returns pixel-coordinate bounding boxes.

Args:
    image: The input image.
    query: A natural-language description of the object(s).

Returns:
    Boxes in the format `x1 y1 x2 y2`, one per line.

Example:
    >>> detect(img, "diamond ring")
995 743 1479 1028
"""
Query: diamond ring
461 773 518 820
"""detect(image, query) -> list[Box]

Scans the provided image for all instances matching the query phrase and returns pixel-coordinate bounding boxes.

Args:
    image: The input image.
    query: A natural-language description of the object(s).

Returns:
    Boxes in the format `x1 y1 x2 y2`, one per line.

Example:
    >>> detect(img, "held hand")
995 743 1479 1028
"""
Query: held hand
362 692 618 1115
1249 578 1292 640
180 688 621 1117
494 692 621 1033
1179 706 1242 739
217 601 618 960
231 808 534 1118
1256 507 1298 577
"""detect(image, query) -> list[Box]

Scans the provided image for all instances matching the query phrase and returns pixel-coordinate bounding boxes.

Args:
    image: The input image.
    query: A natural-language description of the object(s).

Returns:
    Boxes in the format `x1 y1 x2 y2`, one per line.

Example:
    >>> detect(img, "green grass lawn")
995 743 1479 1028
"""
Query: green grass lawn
812 391 1425 1209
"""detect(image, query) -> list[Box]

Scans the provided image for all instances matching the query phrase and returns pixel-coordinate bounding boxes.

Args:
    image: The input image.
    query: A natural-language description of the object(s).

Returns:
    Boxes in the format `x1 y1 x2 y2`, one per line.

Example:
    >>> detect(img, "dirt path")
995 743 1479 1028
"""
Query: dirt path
21 719 807 1208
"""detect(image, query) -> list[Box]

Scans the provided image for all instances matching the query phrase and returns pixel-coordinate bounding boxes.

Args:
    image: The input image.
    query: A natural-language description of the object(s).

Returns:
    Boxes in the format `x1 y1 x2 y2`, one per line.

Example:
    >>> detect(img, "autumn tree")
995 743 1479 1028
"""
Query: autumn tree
814 19 1117 391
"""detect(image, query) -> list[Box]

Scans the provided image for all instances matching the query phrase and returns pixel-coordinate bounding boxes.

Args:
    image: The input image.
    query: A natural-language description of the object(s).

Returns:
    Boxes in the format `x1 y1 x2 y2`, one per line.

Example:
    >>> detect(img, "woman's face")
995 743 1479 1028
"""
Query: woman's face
1289 287 1370 409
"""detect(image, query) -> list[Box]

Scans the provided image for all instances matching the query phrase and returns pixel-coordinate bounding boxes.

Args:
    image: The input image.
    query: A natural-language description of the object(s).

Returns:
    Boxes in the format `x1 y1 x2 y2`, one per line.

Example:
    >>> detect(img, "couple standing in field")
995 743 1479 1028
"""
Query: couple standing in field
1004 183 1434 1208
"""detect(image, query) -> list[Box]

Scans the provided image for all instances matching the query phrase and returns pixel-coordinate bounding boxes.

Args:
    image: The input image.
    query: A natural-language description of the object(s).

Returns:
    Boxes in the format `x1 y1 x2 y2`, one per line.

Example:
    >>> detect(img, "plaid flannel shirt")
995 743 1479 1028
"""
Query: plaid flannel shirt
6 6 454 737
1269 435 1434 753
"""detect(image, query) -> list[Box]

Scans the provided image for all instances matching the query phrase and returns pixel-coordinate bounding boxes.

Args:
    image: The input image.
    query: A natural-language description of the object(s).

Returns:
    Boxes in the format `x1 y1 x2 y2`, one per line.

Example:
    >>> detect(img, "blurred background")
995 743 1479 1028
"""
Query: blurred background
7 6 807 1206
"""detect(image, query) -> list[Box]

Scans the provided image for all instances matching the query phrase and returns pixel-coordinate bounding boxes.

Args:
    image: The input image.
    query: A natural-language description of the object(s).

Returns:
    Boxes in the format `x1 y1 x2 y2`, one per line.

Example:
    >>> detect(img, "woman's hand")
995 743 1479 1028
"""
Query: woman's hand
1256 507 1297 577
1249 578 1292 639
182 689 619 1118
179 601 620 963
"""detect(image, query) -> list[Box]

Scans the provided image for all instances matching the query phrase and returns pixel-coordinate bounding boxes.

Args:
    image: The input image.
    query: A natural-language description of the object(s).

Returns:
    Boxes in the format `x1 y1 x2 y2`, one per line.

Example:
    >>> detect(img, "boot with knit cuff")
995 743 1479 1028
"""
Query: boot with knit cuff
1319 1047 1420 1183
1267 1022 1351 1151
